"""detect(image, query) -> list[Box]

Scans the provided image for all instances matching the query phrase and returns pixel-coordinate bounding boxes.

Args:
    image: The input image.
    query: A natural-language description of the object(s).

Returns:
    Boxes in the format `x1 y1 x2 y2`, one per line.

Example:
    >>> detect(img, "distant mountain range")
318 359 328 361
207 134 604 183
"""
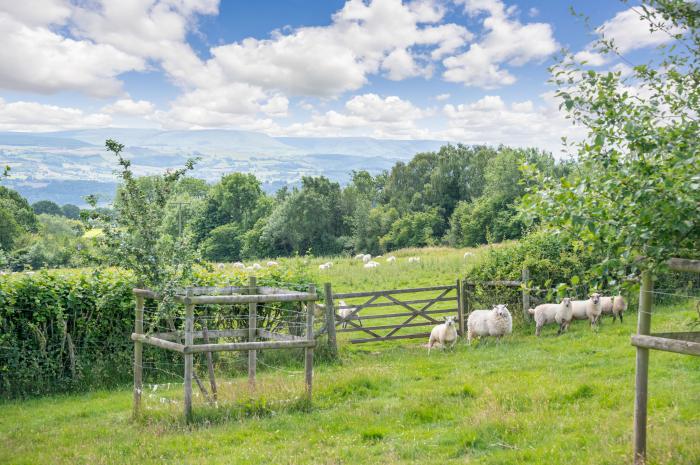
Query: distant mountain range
0 129 448 206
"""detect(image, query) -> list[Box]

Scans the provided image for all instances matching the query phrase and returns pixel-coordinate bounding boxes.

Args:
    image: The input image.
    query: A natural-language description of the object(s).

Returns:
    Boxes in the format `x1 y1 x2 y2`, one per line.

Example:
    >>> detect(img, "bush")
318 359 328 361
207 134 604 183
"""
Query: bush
0 265 315 399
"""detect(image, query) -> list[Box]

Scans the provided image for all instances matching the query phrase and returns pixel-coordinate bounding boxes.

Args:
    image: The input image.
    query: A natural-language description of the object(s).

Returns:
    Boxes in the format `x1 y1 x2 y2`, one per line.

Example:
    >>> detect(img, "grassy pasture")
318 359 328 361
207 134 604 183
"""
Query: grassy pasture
1 246 698 464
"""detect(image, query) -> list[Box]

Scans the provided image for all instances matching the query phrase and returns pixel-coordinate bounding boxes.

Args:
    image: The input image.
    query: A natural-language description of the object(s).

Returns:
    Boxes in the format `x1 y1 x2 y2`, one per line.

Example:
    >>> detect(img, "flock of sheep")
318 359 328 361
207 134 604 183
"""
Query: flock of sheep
320 254 421 270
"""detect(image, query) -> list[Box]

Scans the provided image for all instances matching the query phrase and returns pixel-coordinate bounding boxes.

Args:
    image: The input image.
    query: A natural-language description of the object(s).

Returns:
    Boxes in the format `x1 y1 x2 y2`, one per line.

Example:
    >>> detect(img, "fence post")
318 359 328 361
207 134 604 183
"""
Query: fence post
183 289 194 423
133 294 144 419
634 271 653 465
456 278 465 336
305 285 316 399
324 282 338 357
248 276 257 389
522 268 531 322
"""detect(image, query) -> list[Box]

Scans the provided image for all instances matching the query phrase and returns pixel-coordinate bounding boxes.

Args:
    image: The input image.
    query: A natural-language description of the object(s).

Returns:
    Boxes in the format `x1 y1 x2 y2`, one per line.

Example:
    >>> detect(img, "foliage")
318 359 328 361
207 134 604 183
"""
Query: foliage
32 200 63 216
60 204 81 219
523 0 700 283
200 222 244 262
379 209 442 250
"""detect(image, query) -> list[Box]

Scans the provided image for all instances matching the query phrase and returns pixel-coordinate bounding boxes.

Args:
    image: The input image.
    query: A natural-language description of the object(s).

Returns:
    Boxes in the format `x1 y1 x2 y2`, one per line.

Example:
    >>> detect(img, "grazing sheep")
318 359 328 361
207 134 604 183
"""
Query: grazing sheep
266 261 279 267
312 303 326 318
571 293 603 327
467 304 512 344
354 253 365 260
600 295 628 323
428 316 458 352
375 255 383 259
319 263 331 270
528 298 573 336
364 261 379 269
245 266 254 271
362 254 372 263
217 263 225 270
463 252 474 259
408 256 421 263
232 262 245 269
337 300 361 328
251 263 262 270
386 255 396 263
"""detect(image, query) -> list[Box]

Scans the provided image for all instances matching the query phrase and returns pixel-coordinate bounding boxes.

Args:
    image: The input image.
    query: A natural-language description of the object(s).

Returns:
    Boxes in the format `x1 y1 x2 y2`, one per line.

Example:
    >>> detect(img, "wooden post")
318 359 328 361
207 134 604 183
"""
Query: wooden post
633 271 653 465
305 285 316 399
133 294 144 419
248 276 257 389
522 268 531 322
324 282 338 357
456 278 465 336
202 320 217 402
184 290 194 423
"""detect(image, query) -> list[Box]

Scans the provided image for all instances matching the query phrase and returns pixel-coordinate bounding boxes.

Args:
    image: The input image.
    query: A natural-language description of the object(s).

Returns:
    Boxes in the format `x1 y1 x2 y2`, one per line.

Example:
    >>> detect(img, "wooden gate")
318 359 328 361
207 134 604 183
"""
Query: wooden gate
326 282 464 344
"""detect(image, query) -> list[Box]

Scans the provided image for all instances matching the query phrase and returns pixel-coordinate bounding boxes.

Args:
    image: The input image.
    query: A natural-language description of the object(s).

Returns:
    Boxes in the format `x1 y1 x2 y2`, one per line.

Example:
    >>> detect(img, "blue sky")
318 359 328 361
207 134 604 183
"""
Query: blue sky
0 0 674 151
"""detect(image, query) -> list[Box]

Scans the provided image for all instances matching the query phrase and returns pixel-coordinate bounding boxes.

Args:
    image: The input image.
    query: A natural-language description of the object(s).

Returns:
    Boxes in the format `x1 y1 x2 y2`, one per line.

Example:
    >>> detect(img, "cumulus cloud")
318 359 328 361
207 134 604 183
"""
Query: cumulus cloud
598 7 680 54
444 0 558 88
102 98 155 116
0 98 111 131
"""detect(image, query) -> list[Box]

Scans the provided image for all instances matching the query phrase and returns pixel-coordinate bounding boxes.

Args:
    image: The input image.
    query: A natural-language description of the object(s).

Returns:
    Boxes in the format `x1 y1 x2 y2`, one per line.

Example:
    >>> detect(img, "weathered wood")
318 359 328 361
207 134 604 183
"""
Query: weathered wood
305 285 315 399
456 278 465 336
202 319 217 402
153 329 249 341
248 276 257 389
184 339 316 353
666 257 700 273
522 268 530 322
350 332 432 344
132 286 247 298
333 284 455 299
324 283 338 357
336 308 457 322
133 295 144 419
257 328 305 341
182 293 317 305
132 288 159 299
334 296 457 309
183 297 194 423
463 280 521 287
650 331 700 342
631 334 700 357
384 288 452 338
258 286 309 296
633 271 653 465
336 320 445 333
131 333 186 352
192 371 213 405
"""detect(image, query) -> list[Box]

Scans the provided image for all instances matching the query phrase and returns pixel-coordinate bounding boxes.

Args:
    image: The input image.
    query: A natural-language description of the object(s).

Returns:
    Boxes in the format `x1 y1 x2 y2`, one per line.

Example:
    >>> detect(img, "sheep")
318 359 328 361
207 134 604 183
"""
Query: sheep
337 300 361 328
266 261 279 267
375 255 383 259
467 304 512 344
362 254 372 263
251 263 262 270
312 302 326 318
217 263 225 270
428 316 458 352
386 255 396 263
408 256 421 263
319 263 331 270
364 261 379 269
571 293 603 327
463 252 474 259
528 298 573 336
600 295 628 323
354 253 365 260
232 262 245 269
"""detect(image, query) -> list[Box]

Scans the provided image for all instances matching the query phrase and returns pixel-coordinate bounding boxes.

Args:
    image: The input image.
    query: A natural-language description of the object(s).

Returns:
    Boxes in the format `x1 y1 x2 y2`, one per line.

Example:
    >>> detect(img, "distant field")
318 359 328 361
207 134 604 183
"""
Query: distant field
1 246 698 465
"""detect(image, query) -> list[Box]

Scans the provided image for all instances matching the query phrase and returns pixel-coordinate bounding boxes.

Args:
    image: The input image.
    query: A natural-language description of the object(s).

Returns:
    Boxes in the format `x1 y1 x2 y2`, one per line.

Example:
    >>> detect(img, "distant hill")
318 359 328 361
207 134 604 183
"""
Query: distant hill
0 128 449 205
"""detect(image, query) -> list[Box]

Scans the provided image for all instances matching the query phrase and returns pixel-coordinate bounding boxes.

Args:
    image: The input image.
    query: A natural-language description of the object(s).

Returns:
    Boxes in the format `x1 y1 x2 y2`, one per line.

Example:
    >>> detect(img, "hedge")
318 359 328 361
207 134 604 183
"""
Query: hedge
0 264 315 399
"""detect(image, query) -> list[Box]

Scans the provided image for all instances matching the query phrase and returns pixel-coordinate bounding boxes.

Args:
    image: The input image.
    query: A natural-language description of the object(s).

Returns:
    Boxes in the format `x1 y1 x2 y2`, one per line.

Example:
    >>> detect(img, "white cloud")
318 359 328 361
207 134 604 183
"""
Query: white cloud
444 0 558 88
598 7 679 54
0 98 111 131
573 49 609 67
102 99 155 116
0 0 71 26
528 7 539 18
435 93 451 101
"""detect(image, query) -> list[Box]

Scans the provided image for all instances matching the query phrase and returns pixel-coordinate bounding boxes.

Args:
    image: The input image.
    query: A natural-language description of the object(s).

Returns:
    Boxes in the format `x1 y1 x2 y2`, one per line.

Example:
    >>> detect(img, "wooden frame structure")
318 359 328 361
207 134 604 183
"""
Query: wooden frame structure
131 277 318 422
631 258 700 464
463 268 531 322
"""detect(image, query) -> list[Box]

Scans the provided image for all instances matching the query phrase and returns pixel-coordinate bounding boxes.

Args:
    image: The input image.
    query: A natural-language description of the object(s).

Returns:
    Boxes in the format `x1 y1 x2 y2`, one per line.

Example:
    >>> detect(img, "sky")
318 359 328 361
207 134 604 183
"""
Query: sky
0 0 676 152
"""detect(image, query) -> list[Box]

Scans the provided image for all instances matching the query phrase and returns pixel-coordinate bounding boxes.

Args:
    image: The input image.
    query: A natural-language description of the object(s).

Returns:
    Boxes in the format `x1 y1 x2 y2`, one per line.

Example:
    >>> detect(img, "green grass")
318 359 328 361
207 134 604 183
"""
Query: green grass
1 246 699 464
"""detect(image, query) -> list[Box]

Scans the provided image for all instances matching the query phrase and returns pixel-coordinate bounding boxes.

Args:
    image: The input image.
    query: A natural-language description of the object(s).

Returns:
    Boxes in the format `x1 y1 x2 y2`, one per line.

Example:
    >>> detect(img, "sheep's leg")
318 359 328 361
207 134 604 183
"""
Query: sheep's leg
357 317 363 327
557 323 563 336
618 312 623 323
535 325 541 337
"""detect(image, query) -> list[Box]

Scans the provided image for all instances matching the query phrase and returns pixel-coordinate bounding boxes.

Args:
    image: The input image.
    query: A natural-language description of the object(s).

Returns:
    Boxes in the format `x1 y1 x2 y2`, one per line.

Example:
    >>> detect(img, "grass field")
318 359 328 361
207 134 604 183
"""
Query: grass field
1 247 698 465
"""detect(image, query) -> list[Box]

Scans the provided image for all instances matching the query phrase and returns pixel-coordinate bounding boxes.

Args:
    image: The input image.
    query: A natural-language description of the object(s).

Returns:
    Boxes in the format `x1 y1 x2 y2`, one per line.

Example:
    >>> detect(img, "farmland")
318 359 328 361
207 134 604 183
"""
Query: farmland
1 247 698 465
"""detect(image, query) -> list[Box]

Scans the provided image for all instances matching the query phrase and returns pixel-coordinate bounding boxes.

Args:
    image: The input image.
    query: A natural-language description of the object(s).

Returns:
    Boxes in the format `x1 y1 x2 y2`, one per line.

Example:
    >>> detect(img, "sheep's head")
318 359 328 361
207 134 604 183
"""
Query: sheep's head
589 293 601 304
561 297 572 309
492 304 509 318
444 316 456 327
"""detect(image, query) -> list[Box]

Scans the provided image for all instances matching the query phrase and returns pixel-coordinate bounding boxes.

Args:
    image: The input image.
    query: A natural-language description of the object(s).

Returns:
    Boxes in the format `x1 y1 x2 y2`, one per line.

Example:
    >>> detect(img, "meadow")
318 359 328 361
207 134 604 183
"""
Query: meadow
1 247 698 465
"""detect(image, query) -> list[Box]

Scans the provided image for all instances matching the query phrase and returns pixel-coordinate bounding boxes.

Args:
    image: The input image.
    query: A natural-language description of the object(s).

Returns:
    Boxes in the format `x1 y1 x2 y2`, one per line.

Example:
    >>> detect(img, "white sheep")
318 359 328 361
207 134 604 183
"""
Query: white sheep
337 300 361 328
467 304 512 344
463 252 474 259
408 256 421 263
266 261 279 267
362 254 372 263
354 253 365 260
217 263 225 270
600 295 628 323
375 255 383 259
319 263 331 270
386 255 396 263
528 298 573 336
251 263 262 270
232 262 245 269
364 261 379 269
428 316 458 352
571 293 603 327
